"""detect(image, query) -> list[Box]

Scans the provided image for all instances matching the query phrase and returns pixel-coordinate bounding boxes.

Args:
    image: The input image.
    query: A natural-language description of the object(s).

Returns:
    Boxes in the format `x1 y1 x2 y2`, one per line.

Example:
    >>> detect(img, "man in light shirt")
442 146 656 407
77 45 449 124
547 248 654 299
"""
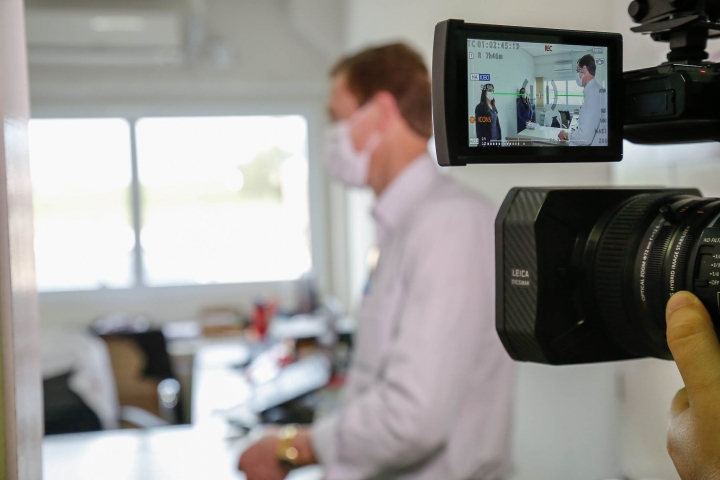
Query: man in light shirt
558 54 607 146
239 43 515 480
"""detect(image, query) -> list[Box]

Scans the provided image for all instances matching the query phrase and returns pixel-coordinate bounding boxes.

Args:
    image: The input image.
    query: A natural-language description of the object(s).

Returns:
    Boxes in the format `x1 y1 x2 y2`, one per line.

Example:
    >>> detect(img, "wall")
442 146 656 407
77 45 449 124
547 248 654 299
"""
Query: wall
28 0 348 327
344 1 622 479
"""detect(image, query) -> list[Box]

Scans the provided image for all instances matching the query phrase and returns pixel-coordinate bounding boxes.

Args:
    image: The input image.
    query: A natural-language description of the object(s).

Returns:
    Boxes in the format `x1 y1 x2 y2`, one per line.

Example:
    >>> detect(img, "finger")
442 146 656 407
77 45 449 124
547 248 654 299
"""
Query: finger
670 387 689 418
666 291 720 397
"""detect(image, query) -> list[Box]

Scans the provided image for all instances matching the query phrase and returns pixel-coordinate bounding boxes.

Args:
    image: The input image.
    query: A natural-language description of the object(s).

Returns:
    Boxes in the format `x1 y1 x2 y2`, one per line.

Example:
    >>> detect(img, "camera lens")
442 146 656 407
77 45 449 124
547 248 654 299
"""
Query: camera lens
588 193 720 359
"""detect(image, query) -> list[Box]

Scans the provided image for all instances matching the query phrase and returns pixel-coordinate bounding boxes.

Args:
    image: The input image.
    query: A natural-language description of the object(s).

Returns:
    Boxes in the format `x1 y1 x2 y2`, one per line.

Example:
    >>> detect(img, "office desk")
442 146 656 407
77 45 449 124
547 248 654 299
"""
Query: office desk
516 126 569 145
43 339 328 480
43 424 323 480
191 339 253 424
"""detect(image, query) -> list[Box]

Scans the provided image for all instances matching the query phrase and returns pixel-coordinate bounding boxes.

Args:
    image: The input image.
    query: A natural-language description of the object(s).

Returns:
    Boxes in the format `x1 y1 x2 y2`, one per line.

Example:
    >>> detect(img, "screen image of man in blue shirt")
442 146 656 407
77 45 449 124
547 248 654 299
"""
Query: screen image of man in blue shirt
558 54 607 146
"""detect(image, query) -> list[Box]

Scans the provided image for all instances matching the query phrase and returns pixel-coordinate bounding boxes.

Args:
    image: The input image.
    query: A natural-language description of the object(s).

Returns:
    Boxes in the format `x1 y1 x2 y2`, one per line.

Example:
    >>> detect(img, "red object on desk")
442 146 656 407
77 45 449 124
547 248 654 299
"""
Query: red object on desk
251 300 277 339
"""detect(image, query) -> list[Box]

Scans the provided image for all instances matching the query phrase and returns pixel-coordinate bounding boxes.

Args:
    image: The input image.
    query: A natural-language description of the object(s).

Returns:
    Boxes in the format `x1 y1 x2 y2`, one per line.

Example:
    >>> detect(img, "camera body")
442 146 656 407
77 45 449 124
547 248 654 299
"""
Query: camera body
432 1 720 365
624 62 720 144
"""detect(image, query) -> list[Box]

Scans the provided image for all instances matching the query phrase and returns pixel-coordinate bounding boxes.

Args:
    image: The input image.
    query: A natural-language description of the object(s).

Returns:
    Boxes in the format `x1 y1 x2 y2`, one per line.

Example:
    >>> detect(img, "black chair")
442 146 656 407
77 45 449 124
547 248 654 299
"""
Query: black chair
44 372 102 435
559 110 573 128
97 330 184 425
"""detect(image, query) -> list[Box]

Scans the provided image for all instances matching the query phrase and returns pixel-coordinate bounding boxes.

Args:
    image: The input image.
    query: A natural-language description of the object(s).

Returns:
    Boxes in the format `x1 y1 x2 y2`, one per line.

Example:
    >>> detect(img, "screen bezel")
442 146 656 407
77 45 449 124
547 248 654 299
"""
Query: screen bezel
439 20 623 165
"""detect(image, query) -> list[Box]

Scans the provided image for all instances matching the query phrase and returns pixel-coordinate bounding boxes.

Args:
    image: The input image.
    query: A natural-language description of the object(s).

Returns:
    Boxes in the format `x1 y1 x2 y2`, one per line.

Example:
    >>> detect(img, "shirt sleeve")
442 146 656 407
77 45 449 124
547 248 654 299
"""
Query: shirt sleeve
318 201 497 480
570 84 602 146
311 413 340 466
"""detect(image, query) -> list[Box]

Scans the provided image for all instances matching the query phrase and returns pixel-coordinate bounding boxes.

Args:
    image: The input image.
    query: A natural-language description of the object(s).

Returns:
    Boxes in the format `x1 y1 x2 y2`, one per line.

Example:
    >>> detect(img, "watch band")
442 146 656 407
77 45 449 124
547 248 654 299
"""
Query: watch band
277 424 300 470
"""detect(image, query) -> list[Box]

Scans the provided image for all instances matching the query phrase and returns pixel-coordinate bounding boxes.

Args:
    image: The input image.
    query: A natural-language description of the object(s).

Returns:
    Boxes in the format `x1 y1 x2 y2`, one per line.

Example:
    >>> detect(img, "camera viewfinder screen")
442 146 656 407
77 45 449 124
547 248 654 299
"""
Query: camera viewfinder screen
467 39 608 148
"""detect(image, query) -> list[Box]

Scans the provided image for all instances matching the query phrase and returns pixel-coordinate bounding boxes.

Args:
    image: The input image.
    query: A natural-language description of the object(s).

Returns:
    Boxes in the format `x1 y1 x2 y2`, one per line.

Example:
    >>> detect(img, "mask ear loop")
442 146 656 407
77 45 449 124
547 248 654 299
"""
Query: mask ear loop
362 132 383 156
348 100 384 156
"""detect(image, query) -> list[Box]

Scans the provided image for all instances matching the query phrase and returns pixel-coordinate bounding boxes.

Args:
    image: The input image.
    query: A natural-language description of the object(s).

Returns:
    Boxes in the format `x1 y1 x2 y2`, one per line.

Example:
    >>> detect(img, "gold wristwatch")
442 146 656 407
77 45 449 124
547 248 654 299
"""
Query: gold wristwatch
277 424 300 470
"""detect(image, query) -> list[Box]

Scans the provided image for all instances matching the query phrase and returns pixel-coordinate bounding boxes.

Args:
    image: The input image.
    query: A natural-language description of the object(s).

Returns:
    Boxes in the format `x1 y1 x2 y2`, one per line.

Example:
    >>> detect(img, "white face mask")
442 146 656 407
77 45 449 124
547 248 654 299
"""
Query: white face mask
324 120 381 188
576 70 585 87
486 92 495 101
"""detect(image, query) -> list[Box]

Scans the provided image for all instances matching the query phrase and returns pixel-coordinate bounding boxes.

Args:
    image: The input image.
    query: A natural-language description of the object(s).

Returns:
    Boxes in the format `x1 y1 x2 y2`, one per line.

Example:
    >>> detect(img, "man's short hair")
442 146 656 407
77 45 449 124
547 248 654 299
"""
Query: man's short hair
331 43 432 139
578 54 597 76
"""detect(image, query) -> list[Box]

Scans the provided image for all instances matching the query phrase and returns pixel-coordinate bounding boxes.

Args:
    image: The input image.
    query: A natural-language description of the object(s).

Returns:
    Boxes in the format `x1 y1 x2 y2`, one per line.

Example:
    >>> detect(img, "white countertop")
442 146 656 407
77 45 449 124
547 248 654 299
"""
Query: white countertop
43 423 323 480
516 126 570 145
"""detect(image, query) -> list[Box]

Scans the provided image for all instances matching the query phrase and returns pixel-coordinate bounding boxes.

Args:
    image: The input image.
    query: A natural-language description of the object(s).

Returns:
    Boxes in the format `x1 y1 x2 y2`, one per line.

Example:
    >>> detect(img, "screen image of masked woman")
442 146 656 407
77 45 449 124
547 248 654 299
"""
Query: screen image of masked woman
475 85 501 145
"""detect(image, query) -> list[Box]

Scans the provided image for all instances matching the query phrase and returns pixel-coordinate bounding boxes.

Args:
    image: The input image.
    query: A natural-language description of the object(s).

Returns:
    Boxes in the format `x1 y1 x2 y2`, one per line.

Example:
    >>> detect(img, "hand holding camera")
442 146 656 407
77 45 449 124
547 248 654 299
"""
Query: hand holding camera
666 291 720 480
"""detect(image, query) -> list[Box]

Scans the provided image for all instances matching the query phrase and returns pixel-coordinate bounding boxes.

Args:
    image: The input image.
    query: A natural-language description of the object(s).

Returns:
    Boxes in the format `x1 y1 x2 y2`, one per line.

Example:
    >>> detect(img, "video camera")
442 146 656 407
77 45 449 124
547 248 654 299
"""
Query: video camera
431 0 720 364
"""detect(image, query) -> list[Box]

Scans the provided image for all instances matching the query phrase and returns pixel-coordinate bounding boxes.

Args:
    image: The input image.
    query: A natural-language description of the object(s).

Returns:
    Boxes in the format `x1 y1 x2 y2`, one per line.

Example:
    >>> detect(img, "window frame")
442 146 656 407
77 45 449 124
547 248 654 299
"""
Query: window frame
545 79 587 107
30 103 330 304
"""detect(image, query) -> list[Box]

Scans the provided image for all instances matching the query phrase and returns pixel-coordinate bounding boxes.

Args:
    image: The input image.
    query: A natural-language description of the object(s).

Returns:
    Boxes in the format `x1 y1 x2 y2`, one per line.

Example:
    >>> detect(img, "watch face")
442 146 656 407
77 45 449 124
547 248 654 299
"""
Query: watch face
277 426 301 470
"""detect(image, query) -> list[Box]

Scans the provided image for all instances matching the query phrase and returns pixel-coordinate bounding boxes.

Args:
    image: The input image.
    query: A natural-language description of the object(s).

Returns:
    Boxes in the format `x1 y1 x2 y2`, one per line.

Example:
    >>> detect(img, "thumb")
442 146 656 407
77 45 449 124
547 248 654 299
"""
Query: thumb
666 291 720 398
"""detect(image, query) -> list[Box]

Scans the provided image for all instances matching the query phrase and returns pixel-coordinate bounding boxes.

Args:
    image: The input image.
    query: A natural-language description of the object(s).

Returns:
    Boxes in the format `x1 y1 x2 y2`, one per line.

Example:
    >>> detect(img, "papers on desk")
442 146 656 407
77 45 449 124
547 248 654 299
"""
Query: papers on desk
211 353 331 429
249 354 331 413
269 313 331 340
525 122 539 130
516 126 569 145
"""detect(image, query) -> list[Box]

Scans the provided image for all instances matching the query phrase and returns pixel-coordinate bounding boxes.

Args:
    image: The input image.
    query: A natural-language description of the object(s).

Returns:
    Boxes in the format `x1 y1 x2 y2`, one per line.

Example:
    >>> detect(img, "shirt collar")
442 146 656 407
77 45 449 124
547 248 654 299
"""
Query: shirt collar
371 153 440 241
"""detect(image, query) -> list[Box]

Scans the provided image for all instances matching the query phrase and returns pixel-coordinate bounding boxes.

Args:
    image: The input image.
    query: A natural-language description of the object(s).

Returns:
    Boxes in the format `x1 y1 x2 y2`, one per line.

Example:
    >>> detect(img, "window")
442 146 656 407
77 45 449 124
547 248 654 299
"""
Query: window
567 81 585 106
136 116 311 286
545 79 585 107
28 115 311 292
555 81 567 106
29 119 134 291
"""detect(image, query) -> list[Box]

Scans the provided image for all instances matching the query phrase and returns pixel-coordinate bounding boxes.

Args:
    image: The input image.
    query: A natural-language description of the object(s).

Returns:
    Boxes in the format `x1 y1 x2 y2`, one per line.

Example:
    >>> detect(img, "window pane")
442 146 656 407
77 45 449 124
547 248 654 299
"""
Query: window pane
567 80 585 108
136 116 311 286
29 119 134 291
556 80 568 105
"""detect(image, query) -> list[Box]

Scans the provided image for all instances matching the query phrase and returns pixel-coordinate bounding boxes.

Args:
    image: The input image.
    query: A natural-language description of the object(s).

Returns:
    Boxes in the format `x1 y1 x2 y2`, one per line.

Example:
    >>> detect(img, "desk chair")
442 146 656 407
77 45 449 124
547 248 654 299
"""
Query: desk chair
559 110 573 128
544 112 557 127
43 372 180 435
44 372 103 435
98 330 184 425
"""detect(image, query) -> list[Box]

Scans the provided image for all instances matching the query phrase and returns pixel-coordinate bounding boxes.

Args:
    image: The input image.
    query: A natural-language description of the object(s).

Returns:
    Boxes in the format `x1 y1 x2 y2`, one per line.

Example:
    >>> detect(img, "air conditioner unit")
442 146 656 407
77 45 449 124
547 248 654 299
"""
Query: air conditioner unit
25 9 187 66
554 63 573 72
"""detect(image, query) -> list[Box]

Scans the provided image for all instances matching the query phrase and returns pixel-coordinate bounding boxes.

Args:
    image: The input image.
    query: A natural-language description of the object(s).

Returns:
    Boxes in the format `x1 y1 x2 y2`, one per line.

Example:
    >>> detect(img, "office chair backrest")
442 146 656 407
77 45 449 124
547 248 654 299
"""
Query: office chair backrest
99 330 183 423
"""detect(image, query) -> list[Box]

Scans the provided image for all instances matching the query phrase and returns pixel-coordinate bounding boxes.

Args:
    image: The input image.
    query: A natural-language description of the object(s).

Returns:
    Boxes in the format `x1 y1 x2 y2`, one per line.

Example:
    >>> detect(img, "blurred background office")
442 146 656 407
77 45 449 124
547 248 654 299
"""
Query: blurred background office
26 1 720 480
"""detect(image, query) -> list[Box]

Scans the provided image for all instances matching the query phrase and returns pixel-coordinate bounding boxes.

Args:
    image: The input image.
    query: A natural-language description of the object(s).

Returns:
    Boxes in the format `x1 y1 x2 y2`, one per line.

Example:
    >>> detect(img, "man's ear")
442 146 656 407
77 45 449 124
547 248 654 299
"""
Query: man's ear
372 91 401 130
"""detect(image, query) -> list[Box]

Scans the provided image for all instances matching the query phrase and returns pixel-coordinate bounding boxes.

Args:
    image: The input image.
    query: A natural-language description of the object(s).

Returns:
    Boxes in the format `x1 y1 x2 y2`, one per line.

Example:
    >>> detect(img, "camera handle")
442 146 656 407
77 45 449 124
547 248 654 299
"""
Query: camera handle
628 0 720 62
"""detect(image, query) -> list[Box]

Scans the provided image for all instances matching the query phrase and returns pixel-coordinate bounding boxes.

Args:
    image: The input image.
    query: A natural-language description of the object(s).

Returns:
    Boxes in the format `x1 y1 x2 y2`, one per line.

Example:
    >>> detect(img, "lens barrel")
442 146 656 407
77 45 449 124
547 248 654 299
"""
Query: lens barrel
590 194 720 359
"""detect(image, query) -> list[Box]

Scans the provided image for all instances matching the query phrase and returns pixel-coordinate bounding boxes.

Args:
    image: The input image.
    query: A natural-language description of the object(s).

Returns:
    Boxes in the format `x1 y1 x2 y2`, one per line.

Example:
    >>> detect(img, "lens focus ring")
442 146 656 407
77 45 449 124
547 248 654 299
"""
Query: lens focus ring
593 193 681 357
